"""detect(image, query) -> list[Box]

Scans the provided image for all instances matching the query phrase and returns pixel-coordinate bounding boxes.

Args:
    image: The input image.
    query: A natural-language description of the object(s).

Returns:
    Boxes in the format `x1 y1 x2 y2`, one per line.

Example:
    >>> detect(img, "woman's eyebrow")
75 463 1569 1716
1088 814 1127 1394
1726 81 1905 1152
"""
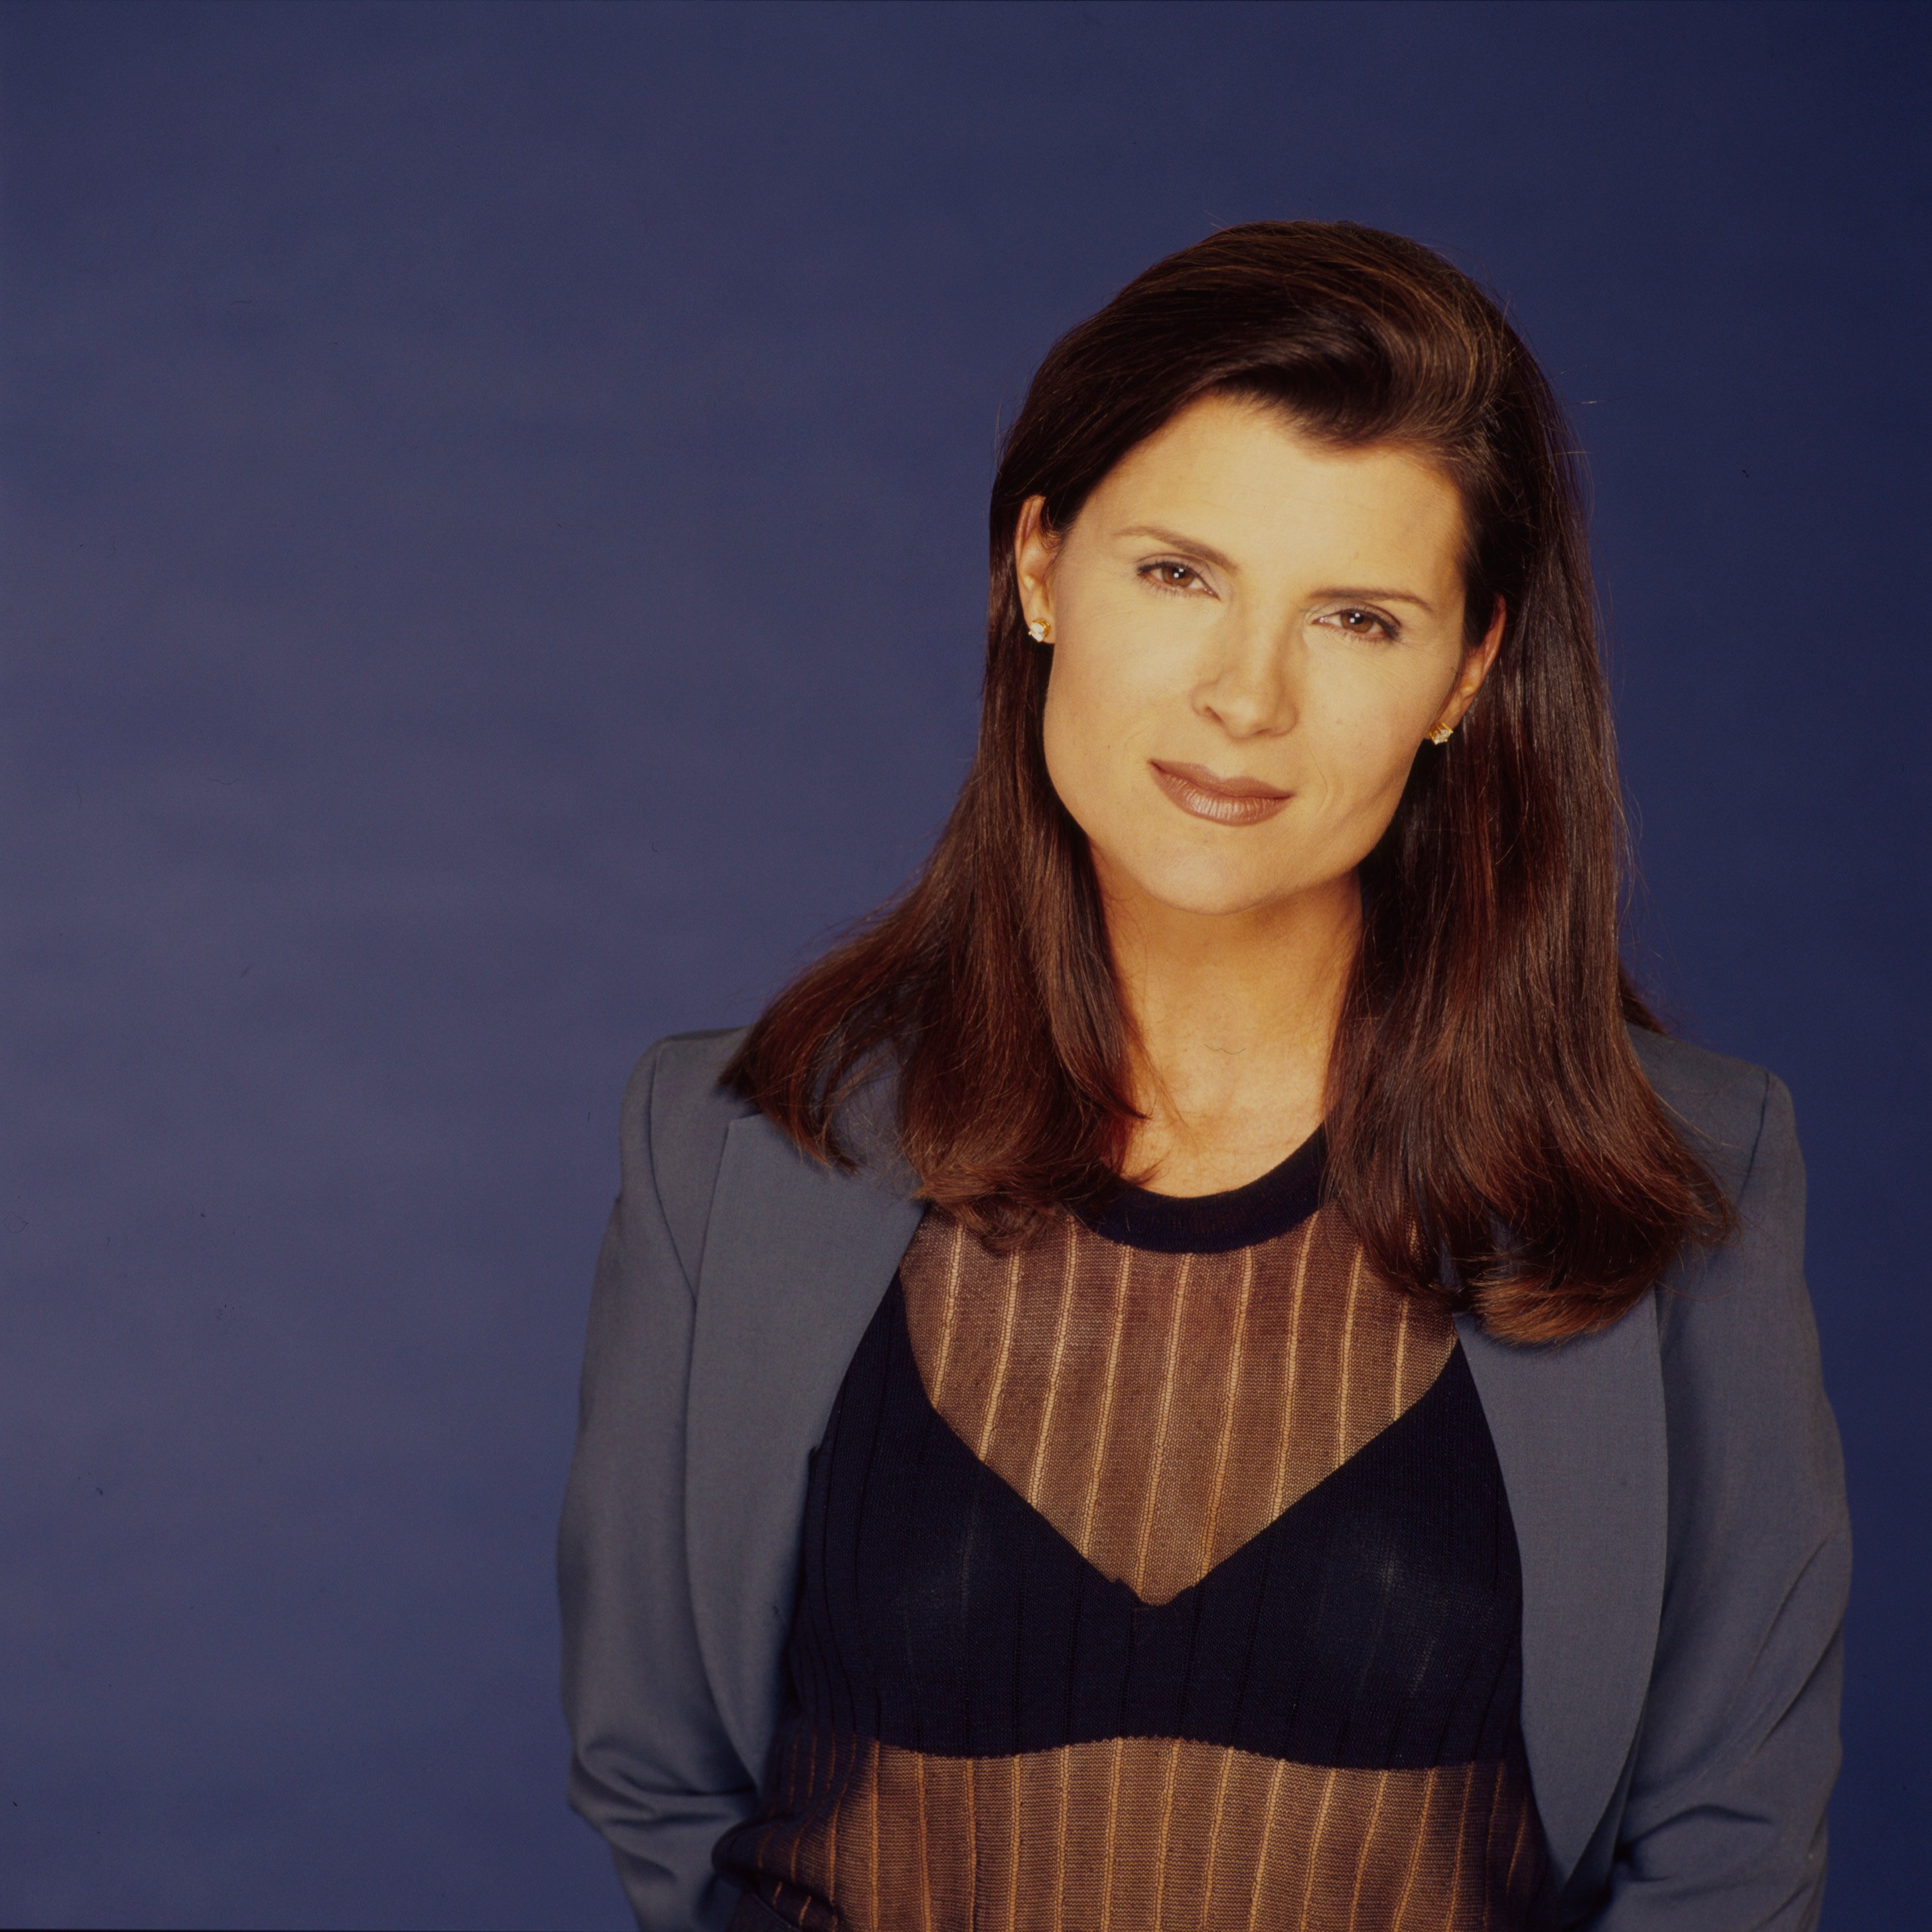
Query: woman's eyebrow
1311 584 1440 615
1114 523 1240 572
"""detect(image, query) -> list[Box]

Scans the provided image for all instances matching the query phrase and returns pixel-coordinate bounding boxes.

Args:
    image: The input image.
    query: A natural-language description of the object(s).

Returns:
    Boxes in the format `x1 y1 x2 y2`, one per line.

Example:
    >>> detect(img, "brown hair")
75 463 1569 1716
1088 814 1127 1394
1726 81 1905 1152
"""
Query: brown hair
724 220 1731 1344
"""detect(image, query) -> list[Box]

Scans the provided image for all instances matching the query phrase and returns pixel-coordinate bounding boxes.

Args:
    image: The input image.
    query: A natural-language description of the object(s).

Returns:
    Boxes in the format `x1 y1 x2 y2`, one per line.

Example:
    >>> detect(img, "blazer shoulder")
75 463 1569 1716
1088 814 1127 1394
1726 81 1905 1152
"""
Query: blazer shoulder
618 1026 756 1290
1627 1023 1781 1204
1629 1026 1813 1394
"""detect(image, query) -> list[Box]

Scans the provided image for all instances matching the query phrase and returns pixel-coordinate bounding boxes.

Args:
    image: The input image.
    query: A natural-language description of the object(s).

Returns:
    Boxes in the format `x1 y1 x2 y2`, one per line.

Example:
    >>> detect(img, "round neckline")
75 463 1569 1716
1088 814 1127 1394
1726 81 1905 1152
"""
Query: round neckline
1077 1126 1328 1254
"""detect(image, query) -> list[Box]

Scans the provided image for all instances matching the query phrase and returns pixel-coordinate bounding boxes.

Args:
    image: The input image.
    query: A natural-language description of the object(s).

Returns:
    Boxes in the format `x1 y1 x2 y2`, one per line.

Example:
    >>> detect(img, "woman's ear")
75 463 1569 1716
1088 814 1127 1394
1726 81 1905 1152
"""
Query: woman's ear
1448 596 1506 724
1013 496 1059 639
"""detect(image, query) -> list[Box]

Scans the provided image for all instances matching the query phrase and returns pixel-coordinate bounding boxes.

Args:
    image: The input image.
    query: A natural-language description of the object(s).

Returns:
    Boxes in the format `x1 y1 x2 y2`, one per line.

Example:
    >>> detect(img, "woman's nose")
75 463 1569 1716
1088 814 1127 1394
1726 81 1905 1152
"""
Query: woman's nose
1195 621 1297 738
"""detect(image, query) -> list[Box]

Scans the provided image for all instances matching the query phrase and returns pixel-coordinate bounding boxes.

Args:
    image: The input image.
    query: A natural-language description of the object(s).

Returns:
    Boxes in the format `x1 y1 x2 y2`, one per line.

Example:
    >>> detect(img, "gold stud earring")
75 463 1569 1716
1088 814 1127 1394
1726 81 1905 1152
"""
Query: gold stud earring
1027 619 1051 644
1428 722 1456 746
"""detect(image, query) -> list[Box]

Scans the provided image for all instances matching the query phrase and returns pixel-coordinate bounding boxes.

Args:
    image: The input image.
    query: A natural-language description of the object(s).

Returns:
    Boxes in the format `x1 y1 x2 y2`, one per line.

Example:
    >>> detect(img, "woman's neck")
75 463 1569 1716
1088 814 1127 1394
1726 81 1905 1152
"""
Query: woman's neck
1103 866 1360 1198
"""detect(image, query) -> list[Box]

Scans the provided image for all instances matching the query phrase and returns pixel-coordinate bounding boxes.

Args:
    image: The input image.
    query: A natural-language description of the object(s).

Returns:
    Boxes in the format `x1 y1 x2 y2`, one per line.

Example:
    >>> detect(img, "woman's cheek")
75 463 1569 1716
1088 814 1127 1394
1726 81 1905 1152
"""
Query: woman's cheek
1049 641 1154 786
1042 651 1126 830
1303 712 1424 852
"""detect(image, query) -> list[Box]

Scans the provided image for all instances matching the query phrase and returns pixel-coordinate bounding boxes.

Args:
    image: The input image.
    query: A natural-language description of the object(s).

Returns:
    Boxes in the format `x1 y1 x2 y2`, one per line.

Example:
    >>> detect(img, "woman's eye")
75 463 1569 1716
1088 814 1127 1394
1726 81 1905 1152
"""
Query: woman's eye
1328 606 1399 640
1139 559 1205 592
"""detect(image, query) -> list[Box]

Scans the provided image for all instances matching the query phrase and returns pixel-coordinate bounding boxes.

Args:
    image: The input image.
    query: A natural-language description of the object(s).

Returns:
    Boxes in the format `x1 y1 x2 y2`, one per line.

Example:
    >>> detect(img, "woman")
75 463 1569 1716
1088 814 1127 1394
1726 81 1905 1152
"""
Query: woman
559 222 1848 1931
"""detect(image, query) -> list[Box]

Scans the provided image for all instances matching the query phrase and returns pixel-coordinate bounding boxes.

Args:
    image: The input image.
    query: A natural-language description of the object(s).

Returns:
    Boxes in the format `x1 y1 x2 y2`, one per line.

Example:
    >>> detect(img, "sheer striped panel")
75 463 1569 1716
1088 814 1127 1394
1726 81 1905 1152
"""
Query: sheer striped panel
740 1732 1545 1932
721 1161 1549 1930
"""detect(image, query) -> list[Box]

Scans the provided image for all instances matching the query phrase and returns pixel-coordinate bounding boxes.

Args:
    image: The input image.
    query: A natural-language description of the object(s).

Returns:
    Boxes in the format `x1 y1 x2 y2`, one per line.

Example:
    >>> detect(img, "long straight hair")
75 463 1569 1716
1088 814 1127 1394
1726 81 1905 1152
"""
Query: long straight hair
726 220 1730 1344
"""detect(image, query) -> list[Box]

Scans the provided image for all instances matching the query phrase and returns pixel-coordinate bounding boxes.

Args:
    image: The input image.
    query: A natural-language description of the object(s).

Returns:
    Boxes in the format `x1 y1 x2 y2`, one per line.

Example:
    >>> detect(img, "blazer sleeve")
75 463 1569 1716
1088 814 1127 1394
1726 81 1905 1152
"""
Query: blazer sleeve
1589 1071 1850 1928
558 1041 755 1932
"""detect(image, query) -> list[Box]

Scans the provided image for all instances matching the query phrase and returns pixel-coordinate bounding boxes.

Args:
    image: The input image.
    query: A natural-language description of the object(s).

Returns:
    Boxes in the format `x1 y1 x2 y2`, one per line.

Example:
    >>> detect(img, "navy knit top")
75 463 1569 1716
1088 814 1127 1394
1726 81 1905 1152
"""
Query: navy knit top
718 1134 1552 1929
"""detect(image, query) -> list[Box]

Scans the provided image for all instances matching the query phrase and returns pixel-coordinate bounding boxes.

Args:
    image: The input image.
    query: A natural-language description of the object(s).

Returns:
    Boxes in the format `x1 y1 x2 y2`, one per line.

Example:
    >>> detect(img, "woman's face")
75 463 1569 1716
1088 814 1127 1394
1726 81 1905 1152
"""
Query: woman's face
1018 392 1501 925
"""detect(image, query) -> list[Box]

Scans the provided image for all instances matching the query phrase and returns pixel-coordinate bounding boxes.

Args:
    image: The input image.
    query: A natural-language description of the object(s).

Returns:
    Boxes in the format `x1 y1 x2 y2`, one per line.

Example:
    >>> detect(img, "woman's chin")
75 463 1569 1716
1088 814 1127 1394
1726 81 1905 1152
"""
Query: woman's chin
1100 853 1329 924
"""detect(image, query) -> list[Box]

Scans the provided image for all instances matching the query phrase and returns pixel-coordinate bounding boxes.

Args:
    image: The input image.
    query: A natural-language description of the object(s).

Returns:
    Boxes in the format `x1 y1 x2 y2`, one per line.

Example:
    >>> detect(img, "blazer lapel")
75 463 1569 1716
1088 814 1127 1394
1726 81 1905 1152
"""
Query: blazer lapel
1456 1294 1667 1888
685 1106 925 1783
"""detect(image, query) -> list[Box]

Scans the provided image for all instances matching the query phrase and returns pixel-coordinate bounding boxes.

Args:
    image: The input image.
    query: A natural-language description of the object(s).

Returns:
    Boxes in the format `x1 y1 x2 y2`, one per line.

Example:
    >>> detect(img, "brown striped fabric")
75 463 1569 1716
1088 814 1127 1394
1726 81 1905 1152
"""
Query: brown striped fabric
903 1208 1452 1607
724 1199 1549 1929
746 1738 1543 1931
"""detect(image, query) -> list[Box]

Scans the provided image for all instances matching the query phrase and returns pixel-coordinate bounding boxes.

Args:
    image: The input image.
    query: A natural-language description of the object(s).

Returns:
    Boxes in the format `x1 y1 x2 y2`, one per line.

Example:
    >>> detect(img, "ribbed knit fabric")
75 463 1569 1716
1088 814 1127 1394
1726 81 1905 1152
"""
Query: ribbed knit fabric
717 1136 1551 1929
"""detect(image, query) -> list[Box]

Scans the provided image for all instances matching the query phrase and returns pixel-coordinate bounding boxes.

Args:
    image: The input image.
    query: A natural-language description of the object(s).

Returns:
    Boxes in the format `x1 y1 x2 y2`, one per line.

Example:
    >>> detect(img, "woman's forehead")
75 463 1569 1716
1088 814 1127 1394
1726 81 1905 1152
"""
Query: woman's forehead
1075 395 1468 594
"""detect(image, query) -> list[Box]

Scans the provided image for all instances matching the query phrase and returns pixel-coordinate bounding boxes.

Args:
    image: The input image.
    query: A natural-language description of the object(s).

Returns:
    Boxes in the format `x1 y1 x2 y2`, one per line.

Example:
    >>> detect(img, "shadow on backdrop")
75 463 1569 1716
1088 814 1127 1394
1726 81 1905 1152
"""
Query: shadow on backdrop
1 3 1924 1926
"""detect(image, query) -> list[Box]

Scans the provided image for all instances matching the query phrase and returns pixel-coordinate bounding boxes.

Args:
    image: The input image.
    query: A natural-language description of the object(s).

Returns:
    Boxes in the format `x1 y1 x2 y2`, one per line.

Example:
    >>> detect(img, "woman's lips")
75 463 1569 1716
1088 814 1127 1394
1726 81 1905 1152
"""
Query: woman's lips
1149 760 1292 826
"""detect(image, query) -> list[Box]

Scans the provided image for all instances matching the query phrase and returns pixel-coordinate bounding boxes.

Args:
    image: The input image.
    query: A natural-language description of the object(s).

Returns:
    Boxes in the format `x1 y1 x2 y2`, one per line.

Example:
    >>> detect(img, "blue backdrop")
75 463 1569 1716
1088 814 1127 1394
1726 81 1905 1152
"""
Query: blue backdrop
3 3 1925 1925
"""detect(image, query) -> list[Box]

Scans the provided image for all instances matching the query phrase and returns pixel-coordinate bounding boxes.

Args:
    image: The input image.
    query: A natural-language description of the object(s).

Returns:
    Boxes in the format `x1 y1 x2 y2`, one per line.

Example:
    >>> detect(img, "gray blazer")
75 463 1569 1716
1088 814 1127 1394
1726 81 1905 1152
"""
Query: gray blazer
558 1025 1848 1931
